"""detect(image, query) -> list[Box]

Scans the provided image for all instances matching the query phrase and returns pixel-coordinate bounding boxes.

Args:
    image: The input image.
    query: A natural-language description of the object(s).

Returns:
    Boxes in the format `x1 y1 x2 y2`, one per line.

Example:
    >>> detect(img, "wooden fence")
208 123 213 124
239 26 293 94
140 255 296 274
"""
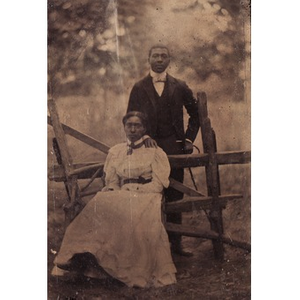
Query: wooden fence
48 92 251 260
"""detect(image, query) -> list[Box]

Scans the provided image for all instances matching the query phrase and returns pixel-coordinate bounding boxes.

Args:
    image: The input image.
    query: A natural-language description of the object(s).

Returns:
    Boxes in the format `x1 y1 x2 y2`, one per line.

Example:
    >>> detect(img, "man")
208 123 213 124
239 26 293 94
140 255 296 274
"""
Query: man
127 44 200 256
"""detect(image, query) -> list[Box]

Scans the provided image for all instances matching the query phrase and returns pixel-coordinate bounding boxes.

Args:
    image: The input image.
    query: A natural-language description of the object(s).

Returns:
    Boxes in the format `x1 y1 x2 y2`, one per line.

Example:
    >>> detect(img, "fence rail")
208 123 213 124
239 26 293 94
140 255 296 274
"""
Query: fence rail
48 92 251 259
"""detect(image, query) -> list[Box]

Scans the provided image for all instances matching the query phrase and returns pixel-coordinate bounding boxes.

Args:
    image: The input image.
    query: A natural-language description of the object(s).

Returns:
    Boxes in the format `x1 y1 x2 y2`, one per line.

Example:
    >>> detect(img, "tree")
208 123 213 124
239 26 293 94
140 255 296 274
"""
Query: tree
48 0 250 102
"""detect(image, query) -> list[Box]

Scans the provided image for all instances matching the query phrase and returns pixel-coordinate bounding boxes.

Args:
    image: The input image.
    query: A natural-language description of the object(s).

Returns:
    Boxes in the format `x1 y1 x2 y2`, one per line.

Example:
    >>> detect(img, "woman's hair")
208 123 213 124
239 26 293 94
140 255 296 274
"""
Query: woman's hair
122 111 148 128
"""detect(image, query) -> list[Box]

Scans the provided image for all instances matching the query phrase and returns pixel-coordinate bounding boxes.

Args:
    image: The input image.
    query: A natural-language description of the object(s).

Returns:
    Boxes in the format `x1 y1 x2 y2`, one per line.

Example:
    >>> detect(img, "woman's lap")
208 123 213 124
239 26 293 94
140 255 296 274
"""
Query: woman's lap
53 191 176 287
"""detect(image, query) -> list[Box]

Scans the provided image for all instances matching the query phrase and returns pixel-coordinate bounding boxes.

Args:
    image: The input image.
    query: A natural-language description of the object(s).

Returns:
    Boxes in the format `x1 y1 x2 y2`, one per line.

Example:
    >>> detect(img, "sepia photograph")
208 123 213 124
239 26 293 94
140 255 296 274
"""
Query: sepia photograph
47 0 251 298
4 1 300 299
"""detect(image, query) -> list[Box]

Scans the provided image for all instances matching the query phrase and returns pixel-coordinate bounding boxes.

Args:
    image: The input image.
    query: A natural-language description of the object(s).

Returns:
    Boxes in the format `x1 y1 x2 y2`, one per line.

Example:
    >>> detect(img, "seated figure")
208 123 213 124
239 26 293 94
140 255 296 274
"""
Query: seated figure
52 111 177 288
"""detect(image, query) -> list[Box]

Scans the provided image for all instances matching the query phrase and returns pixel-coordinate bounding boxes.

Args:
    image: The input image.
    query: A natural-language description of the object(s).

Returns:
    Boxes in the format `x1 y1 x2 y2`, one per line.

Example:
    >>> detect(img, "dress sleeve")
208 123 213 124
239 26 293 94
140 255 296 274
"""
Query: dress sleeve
136 147 170 193
102 149 121 191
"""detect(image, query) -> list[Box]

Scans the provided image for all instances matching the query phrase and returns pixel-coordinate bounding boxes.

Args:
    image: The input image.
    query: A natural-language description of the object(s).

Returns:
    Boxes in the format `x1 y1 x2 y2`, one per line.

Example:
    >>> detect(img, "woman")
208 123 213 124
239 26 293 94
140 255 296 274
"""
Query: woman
52 111 177 288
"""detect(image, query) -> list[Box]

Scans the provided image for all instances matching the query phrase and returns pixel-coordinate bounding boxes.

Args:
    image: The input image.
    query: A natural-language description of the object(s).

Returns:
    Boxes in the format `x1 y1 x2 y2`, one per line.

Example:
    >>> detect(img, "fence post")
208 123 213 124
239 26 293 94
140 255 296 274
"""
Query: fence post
48 99 82 227
197 92 224 260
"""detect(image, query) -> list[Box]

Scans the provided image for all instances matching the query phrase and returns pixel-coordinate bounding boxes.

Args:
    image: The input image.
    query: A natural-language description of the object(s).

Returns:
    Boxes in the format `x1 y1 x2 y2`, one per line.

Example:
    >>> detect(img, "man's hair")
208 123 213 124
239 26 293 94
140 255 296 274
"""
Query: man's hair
148 44 170 58
122 111 149 128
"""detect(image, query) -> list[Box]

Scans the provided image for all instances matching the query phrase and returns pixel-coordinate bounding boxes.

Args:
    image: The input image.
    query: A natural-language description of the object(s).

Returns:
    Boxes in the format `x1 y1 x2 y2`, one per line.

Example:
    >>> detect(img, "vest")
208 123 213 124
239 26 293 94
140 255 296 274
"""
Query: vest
153 81 176 138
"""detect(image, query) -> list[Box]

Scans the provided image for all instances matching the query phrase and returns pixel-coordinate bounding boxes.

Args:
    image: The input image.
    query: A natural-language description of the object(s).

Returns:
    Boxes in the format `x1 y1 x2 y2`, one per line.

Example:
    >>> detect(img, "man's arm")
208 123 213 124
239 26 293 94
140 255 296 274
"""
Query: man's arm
127 84 142 113
182 82 200 143
127 82 155 142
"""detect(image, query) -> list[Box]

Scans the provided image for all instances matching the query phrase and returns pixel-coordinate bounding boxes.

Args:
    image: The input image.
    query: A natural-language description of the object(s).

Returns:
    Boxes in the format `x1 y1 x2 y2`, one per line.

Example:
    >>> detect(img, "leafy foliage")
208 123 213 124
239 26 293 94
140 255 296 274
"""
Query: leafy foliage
48 0 250 101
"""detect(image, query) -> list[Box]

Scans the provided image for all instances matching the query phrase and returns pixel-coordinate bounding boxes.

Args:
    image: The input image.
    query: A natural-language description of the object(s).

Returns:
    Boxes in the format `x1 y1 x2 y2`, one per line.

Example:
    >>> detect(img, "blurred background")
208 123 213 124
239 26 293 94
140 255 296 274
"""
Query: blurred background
48 0 251 248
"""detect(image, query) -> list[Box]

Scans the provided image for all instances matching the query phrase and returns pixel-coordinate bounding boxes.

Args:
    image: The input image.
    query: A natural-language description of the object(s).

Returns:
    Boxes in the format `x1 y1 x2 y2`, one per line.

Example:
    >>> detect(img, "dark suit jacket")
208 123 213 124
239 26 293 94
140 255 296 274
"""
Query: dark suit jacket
127 74 200 143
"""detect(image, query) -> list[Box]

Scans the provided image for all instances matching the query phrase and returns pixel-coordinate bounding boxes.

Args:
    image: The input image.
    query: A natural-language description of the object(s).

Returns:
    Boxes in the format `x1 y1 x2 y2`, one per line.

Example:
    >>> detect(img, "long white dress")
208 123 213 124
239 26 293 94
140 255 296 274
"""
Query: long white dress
52 140 177 288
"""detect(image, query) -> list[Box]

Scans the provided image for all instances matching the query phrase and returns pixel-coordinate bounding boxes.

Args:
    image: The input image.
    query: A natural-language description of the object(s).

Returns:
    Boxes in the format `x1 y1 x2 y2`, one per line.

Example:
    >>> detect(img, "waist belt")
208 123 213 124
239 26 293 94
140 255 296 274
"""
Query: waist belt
122 176 152 185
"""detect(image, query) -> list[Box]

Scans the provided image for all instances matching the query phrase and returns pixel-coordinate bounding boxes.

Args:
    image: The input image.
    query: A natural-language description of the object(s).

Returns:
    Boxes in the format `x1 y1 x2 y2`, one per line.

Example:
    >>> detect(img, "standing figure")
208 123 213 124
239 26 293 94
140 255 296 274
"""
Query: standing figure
127 44 200 256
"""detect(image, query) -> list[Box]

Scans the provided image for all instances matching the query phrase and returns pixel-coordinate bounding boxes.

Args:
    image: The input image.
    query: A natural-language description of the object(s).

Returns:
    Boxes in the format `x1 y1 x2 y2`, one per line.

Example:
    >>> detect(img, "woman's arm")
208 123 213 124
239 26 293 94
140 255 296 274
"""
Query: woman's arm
101 151 121 191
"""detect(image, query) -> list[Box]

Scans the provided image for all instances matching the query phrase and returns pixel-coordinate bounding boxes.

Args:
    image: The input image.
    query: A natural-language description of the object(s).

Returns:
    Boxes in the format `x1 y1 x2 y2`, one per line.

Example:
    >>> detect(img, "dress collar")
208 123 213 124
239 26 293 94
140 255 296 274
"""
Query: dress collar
127 136 145 155
127 136 145 146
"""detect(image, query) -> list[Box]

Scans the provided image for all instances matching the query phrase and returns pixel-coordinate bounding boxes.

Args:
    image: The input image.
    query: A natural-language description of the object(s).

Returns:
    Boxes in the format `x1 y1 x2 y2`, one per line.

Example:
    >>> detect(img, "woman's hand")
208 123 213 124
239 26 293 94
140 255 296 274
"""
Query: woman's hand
101 186 114 192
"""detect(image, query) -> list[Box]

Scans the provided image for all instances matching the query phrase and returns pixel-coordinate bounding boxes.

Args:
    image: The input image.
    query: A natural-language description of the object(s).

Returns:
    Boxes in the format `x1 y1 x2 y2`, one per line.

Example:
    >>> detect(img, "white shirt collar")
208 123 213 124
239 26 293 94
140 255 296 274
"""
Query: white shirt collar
150 69 167 81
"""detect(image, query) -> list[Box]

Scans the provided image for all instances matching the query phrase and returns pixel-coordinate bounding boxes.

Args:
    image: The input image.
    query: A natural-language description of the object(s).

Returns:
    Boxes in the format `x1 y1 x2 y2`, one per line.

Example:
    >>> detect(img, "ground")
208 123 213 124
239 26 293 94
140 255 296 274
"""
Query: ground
48 182 250 299
49 245 250 299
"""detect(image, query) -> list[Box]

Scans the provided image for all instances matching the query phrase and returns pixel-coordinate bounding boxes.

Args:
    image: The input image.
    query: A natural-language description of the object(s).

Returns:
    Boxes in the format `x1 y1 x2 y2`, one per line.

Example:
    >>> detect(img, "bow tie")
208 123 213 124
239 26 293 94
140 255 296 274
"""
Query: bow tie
127 141 144 155
153 77 166 83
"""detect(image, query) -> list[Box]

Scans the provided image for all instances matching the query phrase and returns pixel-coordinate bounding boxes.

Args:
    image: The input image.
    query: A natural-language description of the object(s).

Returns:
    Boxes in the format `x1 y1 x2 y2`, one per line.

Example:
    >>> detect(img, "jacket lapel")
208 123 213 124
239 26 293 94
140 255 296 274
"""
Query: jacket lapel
142 75 157 113
167 74 178 125
167 74 177 101
141 74 178 127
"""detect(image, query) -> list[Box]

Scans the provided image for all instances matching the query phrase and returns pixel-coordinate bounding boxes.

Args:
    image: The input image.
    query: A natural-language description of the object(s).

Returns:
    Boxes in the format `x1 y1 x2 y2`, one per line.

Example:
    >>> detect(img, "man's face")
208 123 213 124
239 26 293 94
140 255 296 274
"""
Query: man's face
148 47 170 73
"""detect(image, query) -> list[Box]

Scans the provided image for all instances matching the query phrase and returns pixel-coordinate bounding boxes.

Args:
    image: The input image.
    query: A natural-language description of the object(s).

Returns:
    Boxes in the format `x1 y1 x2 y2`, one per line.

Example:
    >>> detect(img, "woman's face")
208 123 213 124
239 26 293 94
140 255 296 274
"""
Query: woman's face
124 116 146 142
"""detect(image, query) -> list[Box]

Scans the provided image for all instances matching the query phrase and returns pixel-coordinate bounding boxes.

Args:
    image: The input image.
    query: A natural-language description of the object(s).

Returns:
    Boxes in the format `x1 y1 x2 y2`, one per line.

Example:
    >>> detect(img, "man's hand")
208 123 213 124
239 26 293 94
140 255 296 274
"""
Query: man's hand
143 137 158 148
184 139 194 154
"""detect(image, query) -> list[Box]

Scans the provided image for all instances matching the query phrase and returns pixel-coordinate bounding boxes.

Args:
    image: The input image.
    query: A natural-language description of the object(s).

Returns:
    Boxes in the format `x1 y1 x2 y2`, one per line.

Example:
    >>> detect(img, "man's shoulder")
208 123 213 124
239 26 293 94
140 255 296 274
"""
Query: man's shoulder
167 74 187 87
133 75 151 87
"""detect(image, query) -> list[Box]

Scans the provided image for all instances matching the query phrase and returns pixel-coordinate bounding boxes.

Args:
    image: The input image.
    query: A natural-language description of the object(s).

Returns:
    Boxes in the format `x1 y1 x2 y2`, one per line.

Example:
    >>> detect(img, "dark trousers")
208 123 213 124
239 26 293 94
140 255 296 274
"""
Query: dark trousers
156 135 184 248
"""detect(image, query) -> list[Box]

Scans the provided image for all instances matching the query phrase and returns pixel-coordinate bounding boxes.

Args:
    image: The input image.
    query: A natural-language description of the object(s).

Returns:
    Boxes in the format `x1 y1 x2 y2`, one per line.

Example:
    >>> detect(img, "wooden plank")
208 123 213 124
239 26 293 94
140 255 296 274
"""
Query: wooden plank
165 194 243 213
198 93 224 259
65 175 80 226
80 186 103 197
201 118 215 154
162 151 250 168
48 99 83 226
168 153 209 168
169 178 205 197
210 129 221 196
52 138 70 199
48 115 110 154
48 162 104 181
197 91 208 122
69 163 104 176
48 149 251 182
48 100 73 176
215 151 251 165
165 223 251 252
